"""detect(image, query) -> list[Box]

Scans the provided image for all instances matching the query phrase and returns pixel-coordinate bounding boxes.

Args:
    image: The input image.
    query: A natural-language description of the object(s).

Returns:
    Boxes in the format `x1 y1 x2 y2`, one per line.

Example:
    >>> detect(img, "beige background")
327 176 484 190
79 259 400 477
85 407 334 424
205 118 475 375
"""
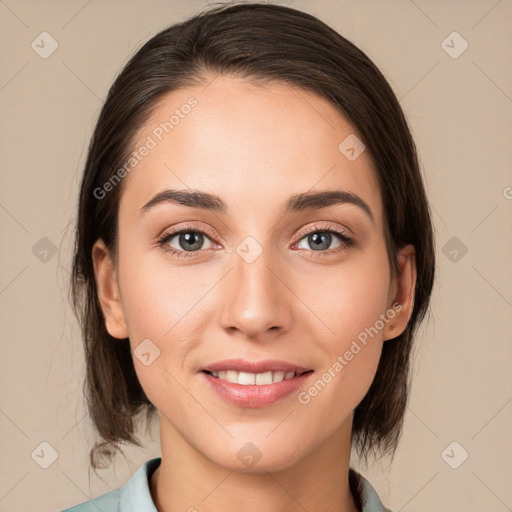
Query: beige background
1 0 511 510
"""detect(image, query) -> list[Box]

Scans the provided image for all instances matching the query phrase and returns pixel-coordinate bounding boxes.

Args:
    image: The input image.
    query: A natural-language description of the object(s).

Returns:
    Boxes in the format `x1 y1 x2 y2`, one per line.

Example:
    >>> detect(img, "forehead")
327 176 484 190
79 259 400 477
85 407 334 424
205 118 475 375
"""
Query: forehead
119 76 383 227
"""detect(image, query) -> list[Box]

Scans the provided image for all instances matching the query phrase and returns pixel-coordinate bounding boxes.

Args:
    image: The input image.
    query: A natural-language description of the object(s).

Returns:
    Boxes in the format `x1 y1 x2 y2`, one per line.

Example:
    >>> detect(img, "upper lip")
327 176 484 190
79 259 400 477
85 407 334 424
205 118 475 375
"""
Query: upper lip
201 358 313 374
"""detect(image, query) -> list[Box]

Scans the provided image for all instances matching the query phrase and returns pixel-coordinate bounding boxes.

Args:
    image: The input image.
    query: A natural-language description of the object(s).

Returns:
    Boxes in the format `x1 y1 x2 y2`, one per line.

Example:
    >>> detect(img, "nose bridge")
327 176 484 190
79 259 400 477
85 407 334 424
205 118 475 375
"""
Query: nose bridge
219 239 291 338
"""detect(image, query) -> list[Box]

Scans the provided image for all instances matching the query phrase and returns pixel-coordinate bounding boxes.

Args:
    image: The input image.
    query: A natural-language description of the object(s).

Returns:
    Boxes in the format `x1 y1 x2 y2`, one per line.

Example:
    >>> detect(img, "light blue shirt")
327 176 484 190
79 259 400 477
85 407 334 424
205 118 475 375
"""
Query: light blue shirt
61 457 391 512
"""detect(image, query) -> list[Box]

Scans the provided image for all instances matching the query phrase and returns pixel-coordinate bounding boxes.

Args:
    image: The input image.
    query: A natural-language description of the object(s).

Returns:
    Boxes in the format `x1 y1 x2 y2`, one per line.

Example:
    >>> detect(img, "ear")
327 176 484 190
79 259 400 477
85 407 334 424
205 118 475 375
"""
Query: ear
383 244 417 341
92 239 129 339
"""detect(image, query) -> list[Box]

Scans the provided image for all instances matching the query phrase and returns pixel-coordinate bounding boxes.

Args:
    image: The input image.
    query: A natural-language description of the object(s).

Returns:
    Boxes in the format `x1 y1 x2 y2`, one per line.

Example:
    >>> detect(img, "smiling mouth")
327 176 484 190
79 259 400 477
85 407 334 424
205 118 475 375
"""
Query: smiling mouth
202 369 313 385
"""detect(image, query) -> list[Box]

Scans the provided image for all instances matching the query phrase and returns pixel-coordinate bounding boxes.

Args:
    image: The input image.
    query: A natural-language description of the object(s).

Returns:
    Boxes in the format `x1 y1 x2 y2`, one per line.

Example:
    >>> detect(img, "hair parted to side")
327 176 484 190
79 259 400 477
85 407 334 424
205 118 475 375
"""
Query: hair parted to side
70 1 435 470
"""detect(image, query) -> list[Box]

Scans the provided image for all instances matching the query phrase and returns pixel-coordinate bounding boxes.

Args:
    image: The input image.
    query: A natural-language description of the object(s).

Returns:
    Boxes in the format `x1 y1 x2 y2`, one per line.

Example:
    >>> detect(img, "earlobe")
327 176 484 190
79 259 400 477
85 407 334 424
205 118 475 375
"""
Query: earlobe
92 239 129 339
383 244 417 341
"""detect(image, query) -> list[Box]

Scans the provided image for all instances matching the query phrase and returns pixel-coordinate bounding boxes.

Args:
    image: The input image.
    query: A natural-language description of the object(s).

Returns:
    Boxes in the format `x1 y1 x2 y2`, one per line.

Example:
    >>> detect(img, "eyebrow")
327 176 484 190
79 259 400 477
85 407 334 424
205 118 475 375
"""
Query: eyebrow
140 188 374 223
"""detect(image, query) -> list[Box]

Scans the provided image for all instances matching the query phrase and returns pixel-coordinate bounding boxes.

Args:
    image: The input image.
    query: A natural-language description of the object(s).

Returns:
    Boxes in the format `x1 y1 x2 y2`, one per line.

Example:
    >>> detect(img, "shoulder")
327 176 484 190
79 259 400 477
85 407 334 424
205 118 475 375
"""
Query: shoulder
60 488 120 512
59 457 162 512
349 468 394 512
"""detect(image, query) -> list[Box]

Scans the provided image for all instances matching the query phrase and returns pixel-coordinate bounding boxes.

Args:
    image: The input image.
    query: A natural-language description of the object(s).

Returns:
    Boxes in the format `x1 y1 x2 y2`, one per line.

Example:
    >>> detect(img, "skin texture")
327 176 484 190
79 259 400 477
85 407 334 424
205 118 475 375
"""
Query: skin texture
93 76 416 512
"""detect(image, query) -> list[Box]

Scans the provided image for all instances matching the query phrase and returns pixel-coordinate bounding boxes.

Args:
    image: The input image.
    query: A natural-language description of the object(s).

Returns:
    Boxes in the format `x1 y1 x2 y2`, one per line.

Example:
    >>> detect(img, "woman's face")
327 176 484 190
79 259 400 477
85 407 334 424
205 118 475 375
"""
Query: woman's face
95 75 414 472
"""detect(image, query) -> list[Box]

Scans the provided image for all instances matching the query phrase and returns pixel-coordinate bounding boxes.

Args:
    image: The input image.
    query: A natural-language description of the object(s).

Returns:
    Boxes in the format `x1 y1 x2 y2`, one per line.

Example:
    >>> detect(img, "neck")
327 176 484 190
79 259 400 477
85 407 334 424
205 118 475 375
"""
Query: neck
150 416 360 512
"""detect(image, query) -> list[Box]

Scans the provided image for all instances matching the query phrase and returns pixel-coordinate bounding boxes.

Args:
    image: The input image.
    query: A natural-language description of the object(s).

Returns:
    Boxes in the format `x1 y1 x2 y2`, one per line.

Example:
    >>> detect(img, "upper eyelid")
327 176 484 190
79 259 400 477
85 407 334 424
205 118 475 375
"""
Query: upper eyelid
159 222 216 240
295 223 352 239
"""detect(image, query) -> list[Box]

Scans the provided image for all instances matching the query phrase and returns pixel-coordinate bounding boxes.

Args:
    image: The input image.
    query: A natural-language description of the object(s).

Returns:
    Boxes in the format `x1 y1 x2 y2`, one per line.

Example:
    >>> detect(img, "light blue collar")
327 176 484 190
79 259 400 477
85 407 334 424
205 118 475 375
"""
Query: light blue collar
100 456 390 512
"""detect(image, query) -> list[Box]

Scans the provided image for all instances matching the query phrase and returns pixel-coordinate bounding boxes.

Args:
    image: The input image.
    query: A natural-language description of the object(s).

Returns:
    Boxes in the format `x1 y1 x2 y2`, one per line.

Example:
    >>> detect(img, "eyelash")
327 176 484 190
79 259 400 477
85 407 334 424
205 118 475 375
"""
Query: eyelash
156 222 354 259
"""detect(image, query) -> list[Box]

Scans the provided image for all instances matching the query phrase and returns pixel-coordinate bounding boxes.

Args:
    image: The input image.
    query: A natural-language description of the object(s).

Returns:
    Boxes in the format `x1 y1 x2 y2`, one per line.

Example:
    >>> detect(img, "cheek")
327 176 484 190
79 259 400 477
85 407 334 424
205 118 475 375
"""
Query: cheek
117 258 207 413
116 247 217 399
118 248 210 341
294 245 391 403
298 243 391 348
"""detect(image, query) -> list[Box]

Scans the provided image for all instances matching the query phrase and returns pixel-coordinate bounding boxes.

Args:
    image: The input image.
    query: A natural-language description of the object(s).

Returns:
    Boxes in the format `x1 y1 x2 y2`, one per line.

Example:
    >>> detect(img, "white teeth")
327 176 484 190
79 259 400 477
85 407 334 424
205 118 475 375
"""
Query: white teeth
238 371 255 385
255 371 273 385
272 371 285 383
226 370 239 384
210 370 297 385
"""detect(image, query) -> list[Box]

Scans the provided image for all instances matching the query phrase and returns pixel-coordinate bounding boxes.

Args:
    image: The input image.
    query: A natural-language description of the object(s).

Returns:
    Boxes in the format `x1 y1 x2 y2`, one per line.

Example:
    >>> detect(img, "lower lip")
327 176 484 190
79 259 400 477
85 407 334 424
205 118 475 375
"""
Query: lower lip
201 371 313 408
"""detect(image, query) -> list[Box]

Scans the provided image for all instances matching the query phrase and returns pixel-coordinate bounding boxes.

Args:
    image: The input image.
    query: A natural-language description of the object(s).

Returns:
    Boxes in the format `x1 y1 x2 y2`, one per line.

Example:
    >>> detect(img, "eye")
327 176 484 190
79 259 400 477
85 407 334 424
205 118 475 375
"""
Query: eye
294 224 354 253
156 224 216 258
156 223 354 259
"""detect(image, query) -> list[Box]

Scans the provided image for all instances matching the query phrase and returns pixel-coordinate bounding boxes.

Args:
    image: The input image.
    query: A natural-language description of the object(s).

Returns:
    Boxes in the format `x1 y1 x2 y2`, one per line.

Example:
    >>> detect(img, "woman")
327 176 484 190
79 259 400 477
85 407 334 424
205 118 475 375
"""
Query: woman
65 3 435 511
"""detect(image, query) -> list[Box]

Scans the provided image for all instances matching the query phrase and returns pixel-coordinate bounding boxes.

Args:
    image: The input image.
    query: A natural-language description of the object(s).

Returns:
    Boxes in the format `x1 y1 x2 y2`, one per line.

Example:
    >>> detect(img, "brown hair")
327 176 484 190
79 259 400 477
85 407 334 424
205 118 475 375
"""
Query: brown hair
70 1 435 469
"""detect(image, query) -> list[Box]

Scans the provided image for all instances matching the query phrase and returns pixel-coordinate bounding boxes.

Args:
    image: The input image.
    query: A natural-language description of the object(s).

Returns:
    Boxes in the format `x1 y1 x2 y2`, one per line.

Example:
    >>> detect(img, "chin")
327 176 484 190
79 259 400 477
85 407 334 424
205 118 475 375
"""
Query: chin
220 450 304 474
200 434 308 474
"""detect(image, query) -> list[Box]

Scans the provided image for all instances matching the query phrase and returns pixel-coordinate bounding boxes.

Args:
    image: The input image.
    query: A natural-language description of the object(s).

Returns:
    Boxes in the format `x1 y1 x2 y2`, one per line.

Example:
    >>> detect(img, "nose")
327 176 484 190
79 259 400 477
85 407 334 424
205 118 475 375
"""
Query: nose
219 245 293 340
